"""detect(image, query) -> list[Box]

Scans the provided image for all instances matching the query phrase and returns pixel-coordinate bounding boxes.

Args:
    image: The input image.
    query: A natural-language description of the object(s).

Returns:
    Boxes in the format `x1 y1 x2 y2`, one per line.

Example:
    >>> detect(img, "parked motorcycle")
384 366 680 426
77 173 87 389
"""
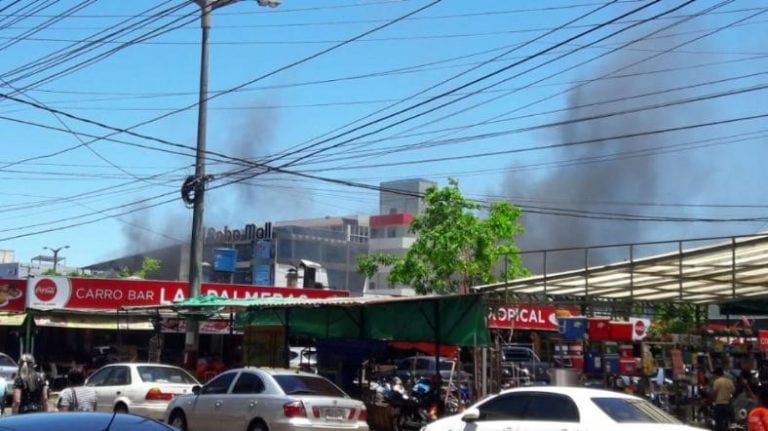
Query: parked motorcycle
387 377 439 431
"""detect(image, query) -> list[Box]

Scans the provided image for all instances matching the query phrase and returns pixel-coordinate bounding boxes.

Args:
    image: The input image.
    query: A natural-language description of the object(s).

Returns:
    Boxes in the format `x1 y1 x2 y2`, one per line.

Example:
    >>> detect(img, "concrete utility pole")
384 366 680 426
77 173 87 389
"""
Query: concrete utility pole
183 0 281 369
43 245 69 274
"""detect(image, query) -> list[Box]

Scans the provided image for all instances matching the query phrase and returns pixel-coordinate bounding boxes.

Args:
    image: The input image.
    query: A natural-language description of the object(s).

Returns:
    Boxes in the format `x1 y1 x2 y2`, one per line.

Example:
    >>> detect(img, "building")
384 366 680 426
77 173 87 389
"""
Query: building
85 179 431 296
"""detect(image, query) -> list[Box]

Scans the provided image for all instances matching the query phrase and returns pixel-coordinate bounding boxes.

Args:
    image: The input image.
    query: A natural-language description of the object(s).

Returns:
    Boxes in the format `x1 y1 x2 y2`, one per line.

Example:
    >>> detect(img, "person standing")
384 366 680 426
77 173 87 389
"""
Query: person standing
11 354 48 415
57 368 96 412
748 386 768 431
711 367 736 431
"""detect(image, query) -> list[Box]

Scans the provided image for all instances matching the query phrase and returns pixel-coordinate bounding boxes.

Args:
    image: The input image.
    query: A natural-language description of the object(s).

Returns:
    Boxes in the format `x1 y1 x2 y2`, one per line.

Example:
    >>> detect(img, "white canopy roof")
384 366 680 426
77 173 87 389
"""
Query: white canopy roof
475 233 768 304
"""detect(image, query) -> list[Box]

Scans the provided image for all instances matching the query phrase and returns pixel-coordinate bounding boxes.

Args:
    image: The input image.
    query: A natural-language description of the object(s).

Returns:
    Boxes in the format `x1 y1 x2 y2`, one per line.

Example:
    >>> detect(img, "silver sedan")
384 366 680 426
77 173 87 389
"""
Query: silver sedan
164 367 369 431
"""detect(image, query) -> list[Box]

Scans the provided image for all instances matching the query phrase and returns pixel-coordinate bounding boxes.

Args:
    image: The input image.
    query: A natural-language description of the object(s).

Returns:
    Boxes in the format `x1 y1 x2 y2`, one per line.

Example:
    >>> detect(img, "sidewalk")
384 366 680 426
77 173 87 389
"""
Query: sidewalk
0 392 59 415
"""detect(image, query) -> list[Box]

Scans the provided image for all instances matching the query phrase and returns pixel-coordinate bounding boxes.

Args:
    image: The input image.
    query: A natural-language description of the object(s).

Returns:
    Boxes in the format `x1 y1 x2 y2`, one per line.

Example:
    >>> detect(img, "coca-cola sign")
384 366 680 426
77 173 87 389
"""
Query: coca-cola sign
34 279 57 301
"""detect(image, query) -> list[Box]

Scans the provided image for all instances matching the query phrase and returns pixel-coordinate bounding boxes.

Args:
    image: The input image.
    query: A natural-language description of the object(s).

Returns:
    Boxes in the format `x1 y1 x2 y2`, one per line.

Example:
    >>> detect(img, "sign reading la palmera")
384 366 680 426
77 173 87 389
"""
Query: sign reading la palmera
205 222 272 243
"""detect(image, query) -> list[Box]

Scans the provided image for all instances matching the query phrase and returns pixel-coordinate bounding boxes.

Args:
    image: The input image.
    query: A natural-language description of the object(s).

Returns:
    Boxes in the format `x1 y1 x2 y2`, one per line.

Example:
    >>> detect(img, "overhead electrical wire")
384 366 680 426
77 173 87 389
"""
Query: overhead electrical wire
0 0 443 173
260 0 671 170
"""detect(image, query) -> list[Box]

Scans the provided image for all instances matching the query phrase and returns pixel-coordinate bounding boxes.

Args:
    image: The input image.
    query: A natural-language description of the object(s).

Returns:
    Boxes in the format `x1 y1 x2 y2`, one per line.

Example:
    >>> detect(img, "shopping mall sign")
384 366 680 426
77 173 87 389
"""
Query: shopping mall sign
26 276 347 311
205 222 272 243
487 304 581 331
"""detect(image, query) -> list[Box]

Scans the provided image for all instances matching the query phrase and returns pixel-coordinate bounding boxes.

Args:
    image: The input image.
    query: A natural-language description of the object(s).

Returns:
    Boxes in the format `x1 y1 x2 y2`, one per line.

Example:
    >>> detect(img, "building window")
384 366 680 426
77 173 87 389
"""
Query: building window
368 282 376 290
387 227 397 238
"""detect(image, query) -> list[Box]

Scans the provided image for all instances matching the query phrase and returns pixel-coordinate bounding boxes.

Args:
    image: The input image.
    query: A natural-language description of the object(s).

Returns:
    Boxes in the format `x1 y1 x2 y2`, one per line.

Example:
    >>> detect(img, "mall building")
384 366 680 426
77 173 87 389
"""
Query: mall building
85 178 436 296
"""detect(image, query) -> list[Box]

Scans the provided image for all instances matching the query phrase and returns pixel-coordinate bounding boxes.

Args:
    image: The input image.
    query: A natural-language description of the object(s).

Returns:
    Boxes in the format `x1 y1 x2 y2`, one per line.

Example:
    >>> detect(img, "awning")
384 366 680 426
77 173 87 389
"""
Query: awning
475 233 768 304
125 293 491 347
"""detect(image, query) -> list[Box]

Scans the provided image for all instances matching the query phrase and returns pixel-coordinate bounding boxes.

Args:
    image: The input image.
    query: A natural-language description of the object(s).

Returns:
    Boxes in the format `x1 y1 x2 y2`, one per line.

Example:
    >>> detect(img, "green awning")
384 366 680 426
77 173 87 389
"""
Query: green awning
236 294 489 347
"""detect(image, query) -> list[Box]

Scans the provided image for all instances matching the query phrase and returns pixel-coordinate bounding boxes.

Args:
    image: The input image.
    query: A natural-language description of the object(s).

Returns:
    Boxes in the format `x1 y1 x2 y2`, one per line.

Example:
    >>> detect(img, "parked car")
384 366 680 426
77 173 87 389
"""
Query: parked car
422 386 704 431
85 362 199 420
0 412 176 431
0 352 17 398
288 346 317 372
164 367 369 431
501 344 551 383
395 356 471 383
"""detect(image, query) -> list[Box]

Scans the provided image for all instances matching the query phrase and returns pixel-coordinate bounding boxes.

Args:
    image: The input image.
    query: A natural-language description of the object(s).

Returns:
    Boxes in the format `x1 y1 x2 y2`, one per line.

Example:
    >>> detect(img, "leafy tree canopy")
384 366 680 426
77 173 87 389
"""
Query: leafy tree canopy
358 178 528 294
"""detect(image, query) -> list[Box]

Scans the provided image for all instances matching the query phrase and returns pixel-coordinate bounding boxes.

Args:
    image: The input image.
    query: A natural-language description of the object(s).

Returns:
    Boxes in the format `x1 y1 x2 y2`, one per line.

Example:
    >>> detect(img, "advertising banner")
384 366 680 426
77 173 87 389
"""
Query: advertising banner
26 277 348 311
759 330 768 352
0 278 26 312
487 305 581 331
629 317 652 341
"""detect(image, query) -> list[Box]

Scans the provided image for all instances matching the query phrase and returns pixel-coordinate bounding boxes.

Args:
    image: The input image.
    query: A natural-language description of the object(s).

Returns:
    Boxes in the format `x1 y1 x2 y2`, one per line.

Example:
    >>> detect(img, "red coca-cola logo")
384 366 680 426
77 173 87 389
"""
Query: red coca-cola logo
34 279 57 301
634 320 646 337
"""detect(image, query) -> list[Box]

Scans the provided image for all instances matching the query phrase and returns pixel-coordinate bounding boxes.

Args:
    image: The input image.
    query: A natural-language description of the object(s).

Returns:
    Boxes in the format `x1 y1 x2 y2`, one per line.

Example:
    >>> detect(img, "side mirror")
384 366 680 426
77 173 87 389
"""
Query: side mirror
192 385 201 396
461 408 481 422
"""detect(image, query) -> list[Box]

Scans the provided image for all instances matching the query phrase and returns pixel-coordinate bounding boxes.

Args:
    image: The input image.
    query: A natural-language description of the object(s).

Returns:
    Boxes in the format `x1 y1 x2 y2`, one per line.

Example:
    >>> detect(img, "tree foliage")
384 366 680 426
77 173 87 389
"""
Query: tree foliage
358 179 528 294
120 257 162 279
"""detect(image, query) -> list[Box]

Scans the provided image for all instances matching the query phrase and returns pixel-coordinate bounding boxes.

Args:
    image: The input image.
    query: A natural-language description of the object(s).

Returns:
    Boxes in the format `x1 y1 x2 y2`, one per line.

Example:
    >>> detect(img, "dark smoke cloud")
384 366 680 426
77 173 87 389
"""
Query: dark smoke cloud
499 25 747 273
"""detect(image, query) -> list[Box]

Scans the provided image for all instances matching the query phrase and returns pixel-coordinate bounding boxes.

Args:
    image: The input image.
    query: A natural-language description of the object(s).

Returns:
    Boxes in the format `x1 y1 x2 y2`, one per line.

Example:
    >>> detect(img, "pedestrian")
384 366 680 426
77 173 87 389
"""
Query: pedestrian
711 367 736 431
57 368 96 412
748 386 768 431
11 354 48 415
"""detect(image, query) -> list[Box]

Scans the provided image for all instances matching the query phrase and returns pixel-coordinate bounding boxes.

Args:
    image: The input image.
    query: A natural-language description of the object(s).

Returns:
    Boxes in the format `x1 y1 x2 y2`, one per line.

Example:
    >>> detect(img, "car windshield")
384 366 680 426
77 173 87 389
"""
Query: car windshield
138 366 197 384
273 374 347 397
0 355 16 367
439 361 453 370
592 397 681 424
503 350 532 361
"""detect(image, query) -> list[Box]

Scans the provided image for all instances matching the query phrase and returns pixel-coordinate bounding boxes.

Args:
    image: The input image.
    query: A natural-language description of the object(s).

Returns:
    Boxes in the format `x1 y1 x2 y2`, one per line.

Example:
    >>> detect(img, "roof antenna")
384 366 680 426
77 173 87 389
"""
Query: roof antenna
102 411 118 431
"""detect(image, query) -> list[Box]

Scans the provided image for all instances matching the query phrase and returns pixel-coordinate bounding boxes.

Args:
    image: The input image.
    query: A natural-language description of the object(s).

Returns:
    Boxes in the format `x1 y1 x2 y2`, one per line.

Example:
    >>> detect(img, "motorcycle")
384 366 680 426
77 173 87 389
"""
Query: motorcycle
387 378 440 431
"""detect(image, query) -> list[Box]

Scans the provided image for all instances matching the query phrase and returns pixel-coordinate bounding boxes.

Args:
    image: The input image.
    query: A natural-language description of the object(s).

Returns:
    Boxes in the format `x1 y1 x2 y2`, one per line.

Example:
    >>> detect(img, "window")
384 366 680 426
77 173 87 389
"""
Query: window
592 397 680 424
232 372 265 394
137 366 197 384
273 375 347 397
478 393 529 421
202 372 236 395
0 355 15 367
387 227 397 238
524 394 580 422
415 359 431 370
86 368 111 387
101 366 131 386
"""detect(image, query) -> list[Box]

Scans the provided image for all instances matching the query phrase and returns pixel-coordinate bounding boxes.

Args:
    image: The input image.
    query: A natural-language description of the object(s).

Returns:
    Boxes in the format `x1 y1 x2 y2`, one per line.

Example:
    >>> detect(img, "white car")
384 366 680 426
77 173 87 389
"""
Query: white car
422 386 704 431
85 362 199 420
0 352 17 397
164 367 369 431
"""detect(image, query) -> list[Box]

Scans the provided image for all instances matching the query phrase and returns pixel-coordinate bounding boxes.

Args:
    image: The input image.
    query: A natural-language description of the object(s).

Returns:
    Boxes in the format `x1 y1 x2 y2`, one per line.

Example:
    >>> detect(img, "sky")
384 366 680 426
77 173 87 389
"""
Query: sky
1 0 768 272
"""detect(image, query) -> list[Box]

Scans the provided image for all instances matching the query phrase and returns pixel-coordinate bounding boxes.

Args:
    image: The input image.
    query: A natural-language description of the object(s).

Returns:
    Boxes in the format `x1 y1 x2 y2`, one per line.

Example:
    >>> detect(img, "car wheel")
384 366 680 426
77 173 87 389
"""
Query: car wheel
248 419 268 431
114 403 128 414
169 410 188 431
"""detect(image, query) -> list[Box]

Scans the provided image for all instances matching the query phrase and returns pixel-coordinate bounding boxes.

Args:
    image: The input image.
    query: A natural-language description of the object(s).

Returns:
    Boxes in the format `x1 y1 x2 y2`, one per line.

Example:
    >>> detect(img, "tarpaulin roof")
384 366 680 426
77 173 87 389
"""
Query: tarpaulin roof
123 293 490 347
474 233 768 304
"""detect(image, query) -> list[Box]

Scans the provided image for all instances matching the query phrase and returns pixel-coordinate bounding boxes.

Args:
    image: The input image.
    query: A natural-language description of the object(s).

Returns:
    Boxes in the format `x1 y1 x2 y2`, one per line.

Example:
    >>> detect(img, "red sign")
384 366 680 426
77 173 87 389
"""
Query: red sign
759 330 768 352
634 320 646 337
487 305 580 331
0 279 26 312
34 278 57 302
26 277 349 311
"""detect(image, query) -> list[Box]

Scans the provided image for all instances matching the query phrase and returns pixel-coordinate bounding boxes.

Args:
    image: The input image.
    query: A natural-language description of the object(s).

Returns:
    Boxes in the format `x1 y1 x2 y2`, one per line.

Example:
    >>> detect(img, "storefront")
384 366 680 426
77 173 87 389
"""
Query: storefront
0 276 348 376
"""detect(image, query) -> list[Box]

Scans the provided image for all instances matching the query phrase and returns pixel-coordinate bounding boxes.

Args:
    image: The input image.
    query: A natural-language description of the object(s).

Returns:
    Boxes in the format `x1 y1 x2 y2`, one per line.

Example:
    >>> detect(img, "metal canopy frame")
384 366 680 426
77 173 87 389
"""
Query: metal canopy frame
475 233 768 304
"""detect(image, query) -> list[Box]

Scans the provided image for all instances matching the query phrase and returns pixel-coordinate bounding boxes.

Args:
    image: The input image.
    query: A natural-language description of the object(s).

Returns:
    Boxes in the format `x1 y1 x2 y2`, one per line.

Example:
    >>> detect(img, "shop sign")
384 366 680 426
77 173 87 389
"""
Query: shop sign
759 330 768 352
26 277 348 311
206 222 272 243
629 317 652 340
487 305 580 331
0 278 26 312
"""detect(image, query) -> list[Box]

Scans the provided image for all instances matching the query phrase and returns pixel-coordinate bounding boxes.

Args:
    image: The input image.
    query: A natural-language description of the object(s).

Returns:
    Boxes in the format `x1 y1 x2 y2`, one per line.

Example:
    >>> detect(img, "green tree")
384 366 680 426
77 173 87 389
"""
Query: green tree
120 257 162 279
358 178 529 294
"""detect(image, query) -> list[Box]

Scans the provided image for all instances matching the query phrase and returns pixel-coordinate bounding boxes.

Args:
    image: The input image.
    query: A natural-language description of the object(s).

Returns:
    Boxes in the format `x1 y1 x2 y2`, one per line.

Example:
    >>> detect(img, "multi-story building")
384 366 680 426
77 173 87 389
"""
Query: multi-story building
84 179 432 296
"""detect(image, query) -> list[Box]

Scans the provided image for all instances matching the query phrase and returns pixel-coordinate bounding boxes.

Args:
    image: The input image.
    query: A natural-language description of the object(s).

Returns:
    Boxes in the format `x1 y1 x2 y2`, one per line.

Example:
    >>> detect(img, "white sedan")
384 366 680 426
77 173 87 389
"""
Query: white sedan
164 367 369 431
85 362 199 420
422 386 704 431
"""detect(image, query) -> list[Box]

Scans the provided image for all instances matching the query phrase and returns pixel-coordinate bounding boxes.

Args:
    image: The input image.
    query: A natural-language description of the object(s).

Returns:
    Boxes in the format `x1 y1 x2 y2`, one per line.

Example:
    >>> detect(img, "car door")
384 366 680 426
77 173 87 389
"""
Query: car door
464 392 530 431
520 393 581 431
187 371 237 431
87 365 131 413
220 370 269 430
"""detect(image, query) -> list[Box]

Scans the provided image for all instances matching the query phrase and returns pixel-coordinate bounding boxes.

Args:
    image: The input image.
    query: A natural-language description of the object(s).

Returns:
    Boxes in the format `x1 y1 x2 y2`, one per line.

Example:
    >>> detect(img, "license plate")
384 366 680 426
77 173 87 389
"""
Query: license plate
324 408 345 420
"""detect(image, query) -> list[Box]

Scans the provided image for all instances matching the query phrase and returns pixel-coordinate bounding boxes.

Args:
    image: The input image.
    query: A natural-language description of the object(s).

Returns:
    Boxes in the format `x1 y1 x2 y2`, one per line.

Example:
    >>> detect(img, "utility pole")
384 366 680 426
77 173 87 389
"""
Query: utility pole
43 245 69 274
183 0 281 370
